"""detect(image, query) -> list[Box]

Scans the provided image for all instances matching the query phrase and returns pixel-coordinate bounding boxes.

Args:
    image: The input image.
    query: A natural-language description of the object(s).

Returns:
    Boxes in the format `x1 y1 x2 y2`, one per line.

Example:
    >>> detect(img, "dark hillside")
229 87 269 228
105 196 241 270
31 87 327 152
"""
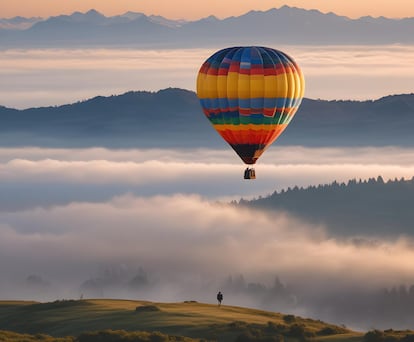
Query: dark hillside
0 89 413 148
241 176 414 237
0 88 217 148
290 94 414 146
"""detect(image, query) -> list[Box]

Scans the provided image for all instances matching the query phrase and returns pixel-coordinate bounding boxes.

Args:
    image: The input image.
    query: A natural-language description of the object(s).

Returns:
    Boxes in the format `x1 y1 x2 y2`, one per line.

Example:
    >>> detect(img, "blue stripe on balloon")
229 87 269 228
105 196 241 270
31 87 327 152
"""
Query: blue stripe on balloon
200 98 301 108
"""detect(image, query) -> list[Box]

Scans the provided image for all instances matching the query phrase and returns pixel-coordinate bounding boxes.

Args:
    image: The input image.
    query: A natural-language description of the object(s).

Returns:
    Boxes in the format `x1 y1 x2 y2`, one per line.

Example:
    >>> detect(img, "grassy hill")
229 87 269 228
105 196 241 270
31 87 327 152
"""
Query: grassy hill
0 299 361 342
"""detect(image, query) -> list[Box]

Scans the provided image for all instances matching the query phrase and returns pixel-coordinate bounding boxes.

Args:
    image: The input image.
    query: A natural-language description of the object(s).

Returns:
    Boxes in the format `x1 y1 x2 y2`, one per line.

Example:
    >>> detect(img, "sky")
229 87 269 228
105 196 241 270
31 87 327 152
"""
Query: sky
0 0 413 19
0 1 413 108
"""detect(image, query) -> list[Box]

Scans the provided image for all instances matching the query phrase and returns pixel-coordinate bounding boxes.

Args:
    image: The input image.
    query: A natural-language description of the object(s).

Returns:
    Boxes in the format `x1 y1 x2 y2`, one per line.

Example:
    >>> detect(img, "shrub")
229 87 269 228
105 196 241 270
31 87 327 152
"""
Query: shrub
235 332 256 342
365 330 386 342
76 330 196 342
234 332 284 342
401 335 414 342
385 336 400 342
283 315 295 324
135 305 161 313
265 322 287 334
228 321 248 329
288 324 314 341
317 326 348 336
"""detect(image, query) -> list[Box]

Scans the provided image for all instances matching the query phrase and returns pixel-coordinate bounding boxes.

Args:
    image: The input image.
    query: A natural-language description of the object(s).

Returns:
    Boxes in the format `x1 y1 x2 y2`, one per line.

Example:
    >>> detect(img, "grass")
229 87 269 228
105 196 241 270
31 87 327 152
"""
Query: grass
0 329 73 341
0 299 364 342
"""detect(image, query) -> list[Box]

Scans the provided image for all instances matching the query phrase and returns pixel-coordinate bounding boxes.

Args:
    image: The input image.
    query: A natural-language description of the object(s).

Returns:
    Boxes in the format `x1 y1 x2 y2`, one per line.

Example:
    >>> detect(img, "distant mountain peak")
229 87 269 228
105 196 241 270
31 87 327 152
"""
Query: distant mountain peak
145 14 185 27
121 11 145 20
200 15 219 22
278 5 318 13
73 9 106 19
86 9 101 15
0 15 43 29
1 7 413 46
278 5 302 12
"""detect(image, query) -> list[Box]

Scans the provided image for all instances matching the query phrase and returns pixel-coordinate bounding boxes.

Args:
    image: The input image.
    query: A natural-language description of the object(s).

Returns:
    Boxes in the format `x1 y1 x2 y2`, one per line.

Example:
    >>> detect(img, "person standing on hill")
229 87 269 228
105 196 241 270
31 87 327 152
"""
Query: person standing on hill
217 291 223 306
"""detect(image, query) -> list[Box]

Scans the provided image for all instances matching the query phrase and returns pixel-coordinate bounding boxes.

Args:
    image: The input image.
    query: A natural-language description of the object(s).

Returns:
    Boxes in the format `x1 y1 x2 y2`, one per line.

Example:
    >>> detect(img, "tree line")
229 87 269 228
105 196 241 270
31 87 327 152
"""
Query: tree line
239 176 414 236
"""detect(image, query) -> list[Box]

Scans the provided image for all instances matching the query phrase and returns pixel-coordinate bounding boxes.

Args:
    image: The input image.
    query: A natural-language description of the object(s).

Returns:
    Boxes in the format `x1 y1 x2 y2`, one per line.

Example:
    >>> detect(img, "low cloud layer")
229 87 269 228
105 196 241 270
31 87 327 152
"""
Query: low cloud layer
2 193 413 287
0 146 414 207
0 194 414 329
1 146 414 329
1 45 413 108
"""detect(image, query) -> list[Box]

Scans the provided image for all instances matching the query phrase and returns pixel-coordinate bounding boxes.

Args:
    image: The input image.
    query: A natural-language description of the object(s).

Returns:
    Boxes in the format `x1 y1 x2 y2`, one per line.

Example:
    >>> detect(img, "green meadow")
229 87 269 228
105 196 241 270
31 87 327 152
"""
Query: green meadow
0 299 412 342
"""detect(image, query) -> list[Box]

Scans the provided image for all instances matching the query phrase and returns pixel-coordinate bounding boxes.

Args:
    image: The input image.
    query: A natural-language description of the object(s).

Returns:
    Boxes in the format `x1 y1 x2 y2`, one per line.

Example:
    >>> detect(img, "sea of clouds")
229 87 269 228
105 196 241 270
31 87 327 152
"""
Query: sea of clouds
1 45 413 108
1 146 414 329
1 146 414 204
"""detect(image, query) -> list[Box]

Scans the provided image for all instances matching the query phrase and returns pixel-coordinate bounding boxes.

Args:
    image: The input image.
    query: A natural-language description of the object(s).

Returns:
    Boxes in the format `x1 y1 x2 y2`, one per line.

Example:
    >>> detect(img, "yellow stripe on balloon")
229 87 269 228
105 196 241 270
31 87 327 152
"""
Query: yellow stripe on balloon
250 74 265 98
197 73 300 99
224 72 237 98
217 75 228 97
299 71 305 98
268 72 288 99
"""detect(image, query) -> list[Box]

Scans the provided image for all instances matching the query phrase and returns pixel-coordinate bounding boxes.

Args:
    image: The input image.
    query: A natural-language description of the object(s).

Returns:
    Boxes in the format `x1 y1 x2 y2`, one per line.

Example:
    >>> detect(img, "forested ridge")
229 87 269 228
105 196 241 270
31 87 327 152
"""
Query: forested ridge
241 176 414 236
0 90 413 147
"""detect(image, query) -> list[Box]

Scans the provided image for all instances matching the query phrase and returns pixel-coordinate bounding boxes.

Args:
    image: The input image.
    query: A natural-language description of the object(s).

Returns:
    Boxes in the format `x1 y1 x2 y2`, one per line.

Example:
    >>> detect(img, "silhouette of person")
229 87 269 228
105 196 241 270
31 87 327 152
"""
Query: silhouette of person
217 291 223 306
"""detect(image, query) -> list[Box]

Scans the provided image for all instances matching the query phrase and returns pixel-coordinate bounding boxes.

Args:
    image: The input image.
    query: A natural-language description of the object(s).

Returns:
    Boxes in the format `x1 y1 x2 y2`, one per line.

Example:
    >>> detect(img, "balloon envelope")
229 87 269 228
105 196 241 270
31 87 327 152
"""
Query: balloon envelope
197 46 305 164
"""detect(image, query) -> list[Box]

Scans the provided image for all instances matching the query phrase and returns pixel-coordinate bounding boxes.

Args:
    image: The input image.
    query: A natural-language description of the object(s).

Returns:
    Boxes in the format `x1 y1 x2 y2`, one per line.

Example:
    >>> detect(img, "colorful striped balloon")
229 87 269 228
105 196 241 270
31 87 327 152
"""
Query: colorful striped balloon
196 46 305 164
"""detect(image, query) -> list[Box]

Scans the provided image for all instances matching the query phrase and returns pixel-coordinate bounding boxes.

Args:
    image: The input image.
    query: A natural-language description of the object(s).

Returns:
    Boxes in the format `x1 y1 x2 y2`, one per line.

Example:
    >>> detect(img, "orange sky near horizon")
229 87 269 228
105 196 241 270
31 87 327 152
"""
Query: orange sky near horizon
0 0 413 19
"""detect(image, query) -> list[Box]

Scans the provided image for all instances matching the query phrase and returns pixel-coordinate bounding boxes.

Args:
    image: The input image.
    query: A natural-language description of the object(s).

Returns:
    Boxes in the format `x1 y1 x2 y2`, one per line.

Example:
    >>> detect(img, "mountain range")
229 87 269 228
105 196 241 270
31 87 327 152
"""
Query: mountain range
0 88 413 148
1 7 413 48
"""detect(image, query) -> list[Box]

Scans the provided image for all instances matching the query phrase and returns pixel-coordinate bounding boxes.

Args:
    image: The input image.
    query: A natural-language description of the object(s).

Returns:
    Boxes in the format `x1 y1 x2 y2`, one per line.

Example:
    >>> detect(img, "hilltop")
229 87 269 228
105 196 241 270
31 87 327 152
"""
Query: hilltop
0 299 359 341
0 89 413 148
1 299 414 341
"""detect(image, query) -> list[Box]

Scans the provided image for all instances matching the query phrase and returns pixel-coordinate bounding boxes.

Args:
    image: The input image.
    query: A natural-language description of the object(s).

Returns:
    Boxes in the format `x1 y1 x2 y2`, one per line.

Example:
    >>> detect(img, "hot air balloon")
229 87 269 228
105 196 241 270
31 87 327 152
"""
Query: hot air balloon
196 46 305 179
